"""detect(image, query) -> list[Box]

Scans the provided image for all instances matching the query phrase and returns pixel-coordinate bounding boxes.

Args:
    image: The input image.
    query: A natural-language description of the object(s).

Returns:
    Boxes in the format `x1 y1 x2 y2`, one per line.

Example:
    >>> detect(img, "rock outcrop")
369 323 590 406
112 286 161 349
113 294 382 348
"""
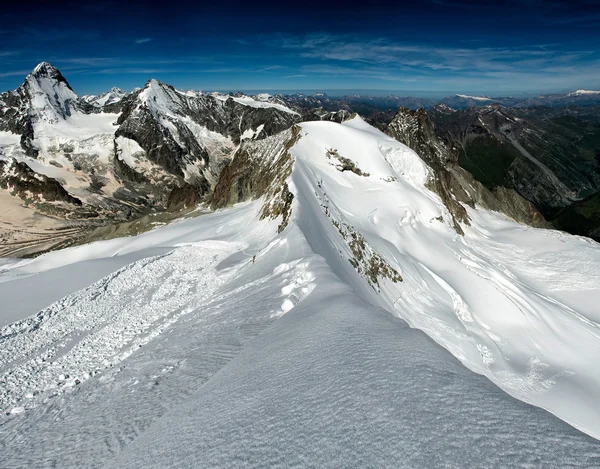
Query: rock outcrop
386 107 549 232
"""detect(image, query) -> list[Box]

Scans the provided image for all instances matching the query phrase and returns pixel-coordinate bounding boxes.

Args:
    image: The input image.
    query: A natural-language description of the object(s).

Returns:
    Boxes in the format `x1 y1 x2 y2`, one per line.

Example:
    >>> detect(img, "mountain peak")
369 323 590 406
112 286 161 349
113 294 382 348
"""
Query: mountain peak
32 61 57 73
28 61 73 91
21 62 78 122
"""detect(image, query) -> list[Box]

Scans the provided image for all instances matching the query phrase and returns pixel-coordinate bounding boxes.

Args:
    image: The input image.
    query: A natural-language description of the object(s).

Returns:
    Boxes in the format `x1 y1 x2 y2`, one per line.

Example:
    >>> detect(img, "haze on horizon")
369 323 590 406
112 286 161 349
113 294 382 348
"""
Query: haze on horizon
1 0 599 96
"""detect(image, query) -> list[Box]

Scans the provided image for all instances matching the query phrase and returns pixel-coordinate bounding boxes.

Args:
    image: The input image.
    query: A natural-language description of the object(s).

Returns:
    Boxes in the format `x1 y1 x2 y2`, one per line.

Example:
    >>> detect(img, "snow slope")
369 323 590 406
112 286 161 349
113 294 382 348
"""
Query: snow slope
290 118 600 438
1 118 600 466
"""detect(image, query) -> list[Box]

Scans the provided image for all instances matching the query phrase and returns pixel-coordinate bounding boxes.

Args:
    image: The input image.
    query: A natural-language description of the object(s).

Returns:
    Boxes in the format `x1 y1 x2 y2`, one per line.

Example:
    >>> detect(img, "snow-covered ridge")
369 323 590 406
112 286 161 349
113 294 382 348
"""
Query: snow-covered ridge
208 91 298 115
1 117 600 464
82 87 127 107
568 90 600 96
455 94 493 101
2 116 600 446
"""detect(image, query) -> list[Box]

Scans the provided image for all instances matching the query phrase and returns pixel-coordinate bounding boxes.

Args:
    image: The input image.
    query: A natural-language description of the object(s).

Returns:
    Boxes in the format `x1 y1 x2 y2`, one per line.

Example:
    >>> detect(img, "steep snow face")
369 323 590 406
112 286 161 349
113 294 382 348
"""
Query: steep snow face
23 62 79 124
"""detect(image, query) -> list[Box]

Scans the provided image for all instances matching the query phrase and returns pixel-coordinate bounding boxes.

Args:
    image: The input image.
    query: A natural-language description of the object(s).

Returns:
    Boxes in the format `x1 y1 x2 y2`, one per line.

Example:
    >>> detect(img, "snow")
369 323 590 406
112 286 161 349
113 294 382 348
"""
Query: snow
456 94 493 101
95 88 127 106
568 90 600 96
291 117 600 439
25 68 79 124
206 91 299 115
114 135 145 167
5 112 122 200
1 117 600 466
0 131 21 147
230 95 299 115
83 88 127 107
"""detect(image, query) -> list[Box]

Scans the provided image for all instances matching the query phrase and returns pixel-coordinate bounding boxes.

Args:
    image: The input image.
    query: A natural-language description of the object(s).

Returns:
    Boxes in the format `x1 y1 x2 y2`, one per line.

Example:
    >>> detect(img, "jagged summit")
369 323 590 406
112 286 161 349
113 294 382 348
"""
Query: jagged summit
31 61 58 74
19 62 79 124
28 61 73 90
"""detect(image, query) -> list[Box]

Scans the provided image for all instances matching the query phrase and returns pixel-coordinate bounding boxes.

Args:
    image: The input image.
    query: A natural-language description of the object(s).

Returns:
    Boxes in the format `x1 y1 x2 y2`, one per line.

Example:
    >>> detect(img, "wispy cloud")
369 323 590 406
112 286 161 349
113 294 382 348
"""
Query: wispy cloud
257 65 285 72
270 32 600 89
0 69 32 78
283 74 306 78
135 38 152 44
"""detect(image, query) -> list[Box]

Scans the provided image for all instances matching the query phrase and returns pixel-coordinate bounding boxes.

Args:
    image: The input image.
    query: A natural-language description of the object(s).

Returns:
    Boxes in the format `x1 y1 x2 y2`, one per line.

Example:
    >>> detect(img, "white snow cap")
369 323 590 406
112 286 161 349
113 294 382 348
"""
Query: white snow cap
455 94 493 101
568 90 600 96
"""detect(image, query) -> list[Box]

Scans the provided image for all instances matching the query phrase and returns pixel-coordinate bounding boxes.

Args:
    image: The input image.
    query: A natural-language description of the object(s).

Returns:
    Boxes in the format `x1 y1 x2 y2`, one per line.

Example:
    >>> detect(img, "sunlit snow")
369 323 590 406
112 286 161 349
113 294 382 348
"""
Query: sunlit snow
1 117 599 467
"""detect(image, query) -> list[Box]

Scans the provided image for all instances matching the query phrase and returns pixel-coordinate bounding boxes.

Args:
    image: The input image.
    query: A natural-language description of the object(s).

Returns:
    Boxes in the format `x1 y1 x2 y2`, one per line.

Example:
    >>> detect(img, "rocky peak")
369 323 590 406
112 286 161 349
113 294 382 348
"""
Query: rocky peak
29 62 72 89
386 107 456 167
20 62 79 124
385 106 549 231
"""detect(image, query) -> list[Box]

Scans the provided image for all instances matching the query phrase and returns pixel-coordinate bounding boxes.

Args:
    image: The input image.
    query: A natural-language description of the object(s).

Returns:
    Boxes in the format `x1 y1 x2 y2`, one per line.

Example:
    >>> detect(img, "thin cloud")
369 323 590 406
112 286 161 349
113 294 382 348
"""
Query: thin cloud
258 65 285 72
274 33 599 81
0 69 32 78
135 38 152 44
283 74 306 78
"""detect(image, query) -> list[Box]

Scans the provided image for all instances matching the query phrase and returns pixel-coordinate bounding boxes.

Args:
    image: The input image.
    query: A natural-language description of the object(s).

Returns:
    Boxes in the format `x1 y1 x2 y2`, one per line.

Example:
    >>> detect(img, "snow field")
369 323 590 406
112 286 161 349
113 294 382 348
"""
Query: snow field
289 117 600 439
1 117 600 466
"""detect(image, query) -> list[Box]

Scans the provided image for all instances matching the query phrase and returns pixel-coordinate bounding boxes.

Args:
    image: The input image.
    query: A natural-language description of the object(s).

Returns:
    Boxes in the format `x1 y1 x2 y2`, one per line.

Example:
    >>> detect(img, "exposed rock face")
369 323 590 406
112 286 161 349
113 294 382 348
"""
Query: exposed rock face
211 126 300 233
300 108 352 123
425 104 600 240
428 105 600 213
115 80 300 196
0 63 305 255
0 157 82 207
166 183 202 211
386 107 549 232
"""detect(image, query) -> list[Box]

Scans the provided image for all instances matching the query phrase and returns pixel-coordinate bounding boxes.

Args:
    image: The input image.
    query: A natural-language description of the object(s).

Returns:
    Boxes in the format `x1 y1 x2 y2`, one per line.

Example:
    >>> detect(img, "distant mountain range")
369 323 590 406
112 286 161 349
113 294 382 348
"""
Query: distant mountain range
1 62 599 256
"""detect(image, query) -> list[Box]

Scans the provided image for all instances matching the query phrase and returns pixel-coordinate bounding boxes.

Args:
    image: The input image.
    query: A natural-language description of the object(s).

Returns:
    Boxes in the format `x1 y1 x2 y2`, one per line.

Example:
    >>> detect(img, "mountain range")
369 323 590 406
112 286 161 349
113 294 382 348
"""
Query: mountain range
1 62 599 256
1 62 600 466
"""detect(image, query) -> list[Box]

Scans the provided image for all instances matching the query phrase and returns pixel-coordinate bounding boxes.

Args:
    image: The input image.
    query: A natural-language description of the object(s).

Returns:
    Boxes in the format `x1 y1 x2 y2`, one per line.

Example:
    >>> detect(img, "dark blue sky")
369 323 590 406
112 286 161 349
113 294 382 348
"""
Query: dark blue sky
1 0 600 96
